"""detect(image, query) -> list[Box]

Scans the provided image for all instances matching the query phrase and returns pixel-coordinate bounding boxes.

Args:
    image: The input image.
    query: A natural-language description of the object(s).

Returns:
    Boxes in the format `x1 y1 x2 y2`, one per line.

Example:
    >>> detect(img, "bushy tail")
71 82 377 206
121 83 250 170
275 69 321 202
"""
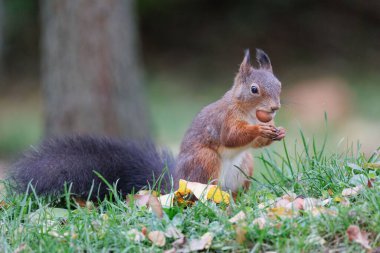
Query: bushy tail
8 136 175 199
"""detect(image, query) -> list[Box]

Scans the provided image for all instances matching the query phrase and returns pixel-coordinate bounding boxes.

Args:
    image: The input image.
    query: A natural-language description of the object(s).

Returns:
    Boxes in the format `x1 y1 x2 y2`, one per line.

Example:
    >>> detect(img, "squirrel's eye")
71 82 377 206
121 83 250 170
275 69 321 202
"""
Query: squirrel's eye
251 86 259 94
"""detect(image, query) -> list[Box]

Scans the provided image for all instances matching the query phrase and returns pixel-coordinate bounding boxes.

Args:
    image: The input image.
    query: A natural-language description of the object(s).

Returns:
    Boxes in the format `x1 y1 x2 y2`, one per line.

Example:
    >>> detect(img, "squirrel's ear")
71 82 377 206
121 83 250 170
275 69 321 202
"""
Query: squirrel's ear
239 49 252 74
256 48 272 72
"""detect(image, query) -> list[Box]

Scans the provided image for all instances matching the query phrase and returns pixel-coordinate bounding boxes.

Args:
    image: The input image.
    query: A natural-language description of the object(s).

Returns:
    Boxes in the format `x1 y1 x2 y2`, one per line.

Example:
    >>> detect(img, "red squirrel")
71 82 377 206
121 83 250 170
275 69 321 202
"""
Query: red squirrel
9 49 285 199
175 49 285 193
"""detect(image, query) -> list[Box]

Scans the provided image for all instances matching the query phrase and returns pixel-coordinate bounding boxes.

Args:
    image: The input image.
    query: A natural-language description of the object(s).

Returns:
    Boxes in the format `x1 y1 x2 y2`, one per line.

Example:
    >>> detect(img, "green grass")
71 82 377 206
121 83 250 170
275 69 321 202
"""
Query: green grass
0 130 379 252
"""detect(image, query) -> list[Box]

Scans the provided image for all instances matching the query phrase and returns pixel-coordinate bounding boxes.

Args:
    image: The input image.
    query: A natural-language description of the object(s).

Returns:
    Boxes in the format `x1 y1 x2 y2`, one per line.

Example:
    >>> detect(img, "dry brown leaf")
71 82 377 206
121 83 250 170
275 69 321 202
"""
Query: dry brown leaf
321 198 332 206
346 225 371 250
72 197 87 208
235 224 247 244
132 194 150 207
188 232 213 251
165 226 184 239
310 207 337 217
149 195 163 218
0 200 9 209
268 207 297 219
172 236 186 248
303 198 319 211
141 226 148 236
281 192 297 201
342 185 363 197
148 231 166 247
229 211 246 223
128 228 146 243
252 217 267 229
275 199 291 208
291 198 305 210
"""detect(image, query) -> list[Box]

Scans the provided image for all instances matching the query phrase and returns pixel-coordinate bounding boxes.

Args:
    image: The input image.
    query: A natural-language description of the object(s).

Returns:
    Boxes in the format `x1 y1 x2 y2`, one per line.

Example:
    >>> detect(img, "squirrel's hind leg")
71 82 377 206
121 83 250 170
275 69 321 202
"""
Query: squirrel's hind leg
175 147 221 185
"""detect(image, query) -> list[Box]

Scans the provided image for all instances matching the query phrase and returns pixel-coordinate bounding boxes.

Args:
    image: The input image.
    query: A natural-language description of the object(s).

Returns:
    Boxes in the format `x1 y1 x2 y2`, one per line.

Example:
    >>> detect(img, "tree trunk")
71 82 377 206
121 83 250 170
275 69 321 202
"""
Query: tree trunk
0 0 4 75
41 0 149 139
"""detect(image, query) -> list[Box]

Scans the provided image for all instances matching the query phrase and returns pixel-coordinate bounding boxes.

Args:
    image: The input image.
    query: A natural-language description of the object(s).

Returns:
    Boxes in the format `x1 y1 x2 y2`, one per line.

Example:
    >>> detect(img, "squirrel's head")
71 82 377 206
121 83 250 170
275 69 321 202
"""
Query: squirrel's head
232 49 281 119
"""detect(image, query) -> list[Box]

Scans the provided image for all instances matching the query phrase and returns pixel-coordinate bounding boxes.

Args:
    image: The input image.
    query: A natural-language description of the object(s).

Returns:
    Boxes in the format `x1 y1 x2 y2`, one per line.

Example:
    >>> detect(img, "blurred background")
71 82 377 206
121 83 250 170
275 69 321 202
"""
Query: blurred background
0 0 379 172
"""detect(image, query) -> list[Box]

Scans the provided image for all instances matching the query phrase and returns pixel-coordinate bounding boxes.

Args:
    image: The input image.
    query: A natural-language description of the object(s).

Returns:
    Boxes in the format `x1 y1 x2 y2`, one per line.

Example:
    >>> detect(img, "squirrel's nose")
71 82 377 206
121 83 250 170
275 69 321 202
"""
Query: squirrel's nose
271 105 280 112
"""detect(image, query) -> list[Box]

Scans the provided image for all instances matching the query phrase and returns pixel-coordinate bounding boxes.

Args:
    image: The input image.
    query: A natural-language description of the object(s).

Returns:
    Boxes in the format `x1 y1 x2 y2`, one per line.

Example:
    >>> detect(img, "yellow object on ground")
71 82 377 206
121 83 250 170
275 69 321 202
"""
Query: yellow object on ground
158 179 230 208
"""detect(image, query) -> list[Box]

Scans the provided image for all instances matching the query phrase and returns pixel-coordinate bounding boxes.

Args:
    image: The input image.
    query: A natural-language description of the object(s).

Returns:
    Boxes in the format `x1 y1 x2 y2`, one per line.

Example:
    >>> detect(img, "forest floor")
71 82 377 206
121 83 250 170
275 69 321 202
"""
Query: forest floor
0 131 379 252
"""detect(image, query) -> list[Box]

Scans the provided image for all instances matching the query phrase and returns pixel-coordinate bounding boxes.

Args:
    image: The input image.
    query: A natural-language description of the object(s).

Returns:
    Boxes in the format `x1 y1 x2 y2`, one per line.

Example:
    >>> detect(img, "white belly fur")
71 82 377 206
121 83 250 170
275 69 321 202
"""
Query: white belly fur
219 114 259 192
218 146 250 192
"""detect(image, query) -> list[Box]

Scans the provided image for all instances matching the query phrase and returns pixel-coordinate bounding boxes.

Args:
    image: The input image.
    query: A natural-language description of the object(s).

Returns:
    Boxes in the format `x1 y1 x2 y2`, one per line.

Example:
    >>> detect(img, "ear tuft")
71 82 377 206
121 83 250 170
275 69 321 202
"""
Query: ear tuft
239 49 251 74
256 48 272 72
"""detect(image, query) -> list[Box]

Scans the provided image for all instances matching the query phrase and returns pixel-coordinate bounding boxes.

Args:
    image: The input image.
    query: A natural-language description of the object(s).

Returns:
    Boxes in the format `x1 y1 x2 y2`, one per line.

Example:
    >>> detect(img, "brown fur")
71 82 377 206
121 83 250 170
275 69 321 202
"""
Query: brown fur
175 49 285 193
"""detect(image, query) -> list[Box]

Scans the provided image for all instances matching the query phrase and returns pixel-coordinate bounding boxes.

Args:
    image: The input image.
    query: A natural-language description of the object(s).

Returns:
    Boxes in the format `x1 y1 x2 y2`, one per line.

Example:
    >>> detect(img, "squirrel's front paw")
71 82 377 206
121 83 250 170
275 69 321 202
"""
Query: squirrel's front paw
272 127 286 141
258 123 278 139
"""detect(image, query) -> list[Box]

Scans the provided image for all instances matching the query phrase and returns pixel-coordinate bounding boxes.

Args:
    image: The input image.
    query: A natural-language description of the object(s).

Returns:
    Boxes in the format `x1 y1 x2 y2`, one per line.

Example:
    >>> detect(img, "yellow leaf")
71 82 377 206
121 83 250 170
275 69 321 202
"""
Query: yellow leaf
178 179 192 195
206 185 230 204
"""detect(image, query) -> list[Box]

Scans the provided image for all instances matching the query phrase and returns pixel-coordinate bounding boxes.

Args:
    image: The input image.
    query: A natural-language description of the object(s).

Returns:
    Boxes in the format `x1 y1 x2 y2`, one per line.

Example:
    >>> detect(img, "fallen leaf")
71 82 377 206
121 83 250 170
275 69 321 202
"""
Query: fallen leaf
72 197 87 207
364 162 380 169
148 231 166 247
346 225 371 250
368 179 374 188
258 199 275 209
165 225 184 239
303 198 319 211
137 190 159 196
149 195 163 218
158 193 175 208
291 198 305 210
281 192 297 201
252 217 266 229
141 226 147 236
235 224 247 244
267 207 297 219
172 236 186 248
0 200 9 209
310 207 337 217
275 199 291 208
188 232 213 251
229 211 246 223
320 198 332 206
328 189 334 196
132 194 150 207
206 185 230 204
342 185 363 197
128 228 146 243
